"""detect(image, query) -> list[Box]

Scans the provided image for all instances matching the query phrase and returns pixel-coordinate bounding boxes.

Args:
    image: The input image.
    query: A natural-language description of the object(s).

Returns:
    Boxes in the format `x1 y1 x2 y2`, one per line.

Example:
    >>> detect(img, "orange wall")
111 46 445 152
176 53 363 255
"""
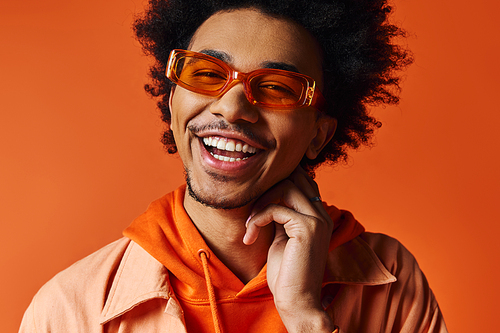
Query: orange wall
1 0 499 332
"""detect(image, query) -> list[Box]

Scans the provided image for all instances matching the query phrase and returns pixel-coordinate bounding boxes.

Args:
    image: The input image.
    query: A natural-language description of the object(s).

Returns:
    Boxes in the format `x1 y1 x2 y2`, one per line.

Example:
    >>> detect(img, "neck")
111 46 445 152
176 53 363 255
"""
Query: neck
183 191 274 284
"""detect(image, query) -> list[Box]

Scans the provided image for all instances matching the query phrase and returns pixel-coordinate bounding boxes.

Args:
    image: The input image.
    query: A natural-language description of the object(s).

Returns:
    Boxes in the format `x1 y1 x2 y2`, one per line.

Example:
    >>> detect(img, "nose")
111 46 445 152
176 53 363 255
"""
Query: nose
209 84 259 124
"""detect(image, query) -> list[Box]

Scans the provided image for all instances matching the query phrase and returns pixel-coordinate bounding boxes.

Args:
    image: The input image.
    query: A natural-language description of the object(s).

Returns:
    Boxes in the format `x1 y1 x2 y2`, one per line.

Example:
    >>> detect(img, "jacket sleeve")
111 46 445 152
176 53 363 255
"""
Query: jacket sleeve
19 297 37 333
393 262 447 333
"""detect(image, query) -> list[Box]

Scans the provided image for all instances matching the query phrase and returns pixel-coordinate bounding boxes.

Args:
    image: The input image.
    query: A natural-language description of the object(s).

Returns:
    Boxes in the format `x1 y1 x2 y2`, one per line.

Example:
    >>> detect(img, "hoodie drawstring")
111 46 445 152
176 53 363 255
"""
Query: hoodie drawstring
198 249 223 333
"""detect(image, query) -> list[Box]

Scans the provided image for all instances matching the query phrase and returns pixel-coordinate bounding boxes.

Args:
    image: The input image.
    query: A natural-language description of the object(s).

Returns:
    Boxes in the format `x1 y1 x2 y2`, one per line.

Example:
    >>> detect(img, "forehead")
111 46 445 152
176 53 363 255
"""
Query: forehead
188 8 323 82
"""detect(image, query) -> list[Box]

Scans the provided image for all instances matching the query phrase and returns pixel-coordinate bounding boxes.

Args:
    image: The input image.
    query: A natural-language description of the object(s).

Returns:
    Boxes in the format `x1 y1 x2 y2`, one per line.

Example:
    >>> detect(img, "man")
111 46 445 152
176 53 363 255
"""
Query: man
20 0 447 332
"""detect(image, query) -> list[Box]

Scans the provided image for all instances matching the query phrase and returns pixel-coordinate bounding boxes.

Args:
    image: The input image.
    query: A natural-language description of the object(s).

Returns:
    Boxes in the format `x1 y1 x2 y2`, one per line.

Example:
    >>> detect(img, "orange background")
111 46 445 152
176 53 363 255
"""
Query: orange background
1 0 499 331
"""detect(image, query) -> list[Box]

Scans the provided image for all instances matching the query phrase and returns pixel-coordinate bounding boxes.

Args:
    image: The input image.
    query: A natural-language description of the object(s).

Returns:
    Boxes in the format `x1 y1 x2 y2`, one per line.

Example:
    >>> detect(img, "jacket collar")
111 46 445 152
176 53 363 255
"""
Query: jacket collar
99 241 173 325
324 236 397 285
100 235 395 324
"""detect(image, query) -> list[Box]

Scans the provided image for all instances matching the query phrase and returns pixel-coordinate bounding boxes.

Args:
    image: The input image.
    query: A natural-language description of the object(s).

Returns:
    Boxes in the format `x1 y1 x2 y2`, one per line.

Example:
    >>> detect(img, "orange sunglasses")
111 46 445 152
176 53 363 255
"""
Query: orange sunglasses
166 49 325 110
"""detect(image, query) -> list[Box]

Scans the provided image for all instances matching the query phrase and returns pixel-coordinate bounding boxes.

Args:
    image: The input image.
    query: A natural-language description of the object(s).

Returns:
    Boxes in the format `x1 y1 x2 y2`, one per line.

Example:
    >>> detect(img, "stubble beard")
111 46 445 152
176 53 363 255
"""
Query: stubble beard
184 167 257 210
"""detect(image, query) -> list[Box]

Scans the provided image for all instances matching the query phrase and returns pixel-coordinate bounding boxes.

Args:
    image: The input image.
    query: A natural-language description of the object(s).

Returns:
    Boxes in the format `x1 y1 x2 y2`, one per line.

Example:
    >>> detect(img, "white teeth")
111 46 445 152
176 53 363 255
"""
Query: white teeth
225 141 235 152
203 136 258 154
217 139 226 150
209 151 248 162
241 144 256 154
210 138 219 147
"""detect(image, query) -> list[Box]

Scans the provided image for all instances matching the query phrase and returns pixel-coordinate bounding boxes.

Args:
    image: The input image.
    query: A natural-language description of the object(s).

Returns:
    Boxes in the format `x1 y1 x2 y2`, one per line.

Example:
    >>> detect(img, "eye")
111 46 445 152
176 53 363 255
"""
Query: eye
185 69 228 88
258 81 298 97
192 69 226 79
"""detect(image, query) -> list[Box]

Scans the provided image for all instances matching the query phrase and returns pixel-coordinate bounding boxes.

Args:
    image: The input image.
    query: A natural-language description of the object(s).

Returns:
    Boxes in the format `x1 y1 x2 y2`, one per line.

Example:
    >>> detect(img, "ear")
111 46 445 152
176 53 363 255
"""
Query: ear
305 116 337 160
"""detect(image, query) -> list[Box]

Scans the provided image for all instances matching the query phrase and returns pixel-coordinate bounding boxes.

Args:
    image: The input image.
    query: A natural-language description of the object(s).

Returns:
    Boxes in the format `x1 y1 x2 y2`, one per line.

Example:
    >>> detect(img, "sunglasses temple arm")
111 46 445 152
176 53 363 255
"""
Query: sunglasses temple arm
312 89 327 112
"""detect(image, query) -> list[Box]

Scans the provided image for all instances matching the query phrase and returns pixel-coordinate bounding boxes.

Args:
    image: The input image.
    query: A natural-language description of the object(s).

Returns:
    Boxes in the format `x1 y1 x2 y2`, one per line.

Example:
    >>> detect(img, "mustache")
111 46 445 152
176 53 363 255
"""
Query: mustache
188 120 275 149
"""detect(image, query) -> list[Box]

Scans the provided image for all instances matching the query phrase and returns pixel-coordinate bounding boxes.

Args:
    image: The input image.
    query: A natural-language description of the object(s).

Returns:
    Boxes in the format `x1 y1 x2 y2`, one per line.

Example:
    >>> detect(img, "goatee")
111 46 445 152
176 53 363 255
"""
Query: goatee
184 168 255 210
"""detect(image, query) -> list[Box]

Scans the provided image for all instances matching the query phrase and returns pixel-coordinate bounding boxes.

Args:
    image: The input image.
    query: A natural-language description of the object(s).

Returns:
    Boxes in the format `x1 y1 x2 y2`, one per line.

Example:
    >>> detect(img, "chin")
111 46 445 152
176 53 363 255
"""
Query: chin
185 169 257 210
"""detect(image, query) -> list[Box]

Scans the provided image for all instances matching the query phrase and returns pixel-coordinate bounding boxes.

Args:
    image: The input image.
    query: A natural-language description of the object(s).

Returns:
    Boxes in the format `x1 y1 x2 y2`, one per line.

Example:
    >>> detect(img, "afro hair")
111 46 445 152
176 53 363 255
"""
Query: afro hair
133 0 413 174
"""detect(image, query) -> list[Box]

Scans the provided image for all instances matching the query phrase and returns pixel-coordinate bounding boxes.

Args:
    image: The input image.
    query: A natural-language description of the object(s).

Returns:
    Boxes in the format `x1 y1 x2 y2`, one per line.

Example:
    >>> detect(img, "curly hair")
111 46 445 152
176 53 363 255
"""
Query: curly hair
133 0 412 174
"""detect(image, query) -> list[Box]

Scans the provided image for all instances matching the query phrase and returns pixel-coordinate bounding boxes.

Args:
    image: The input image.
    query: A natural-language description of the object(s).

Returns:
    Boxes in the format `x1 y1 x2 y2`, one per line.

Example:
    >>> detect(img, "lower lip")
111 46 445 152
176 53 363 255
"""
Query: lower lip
198 138 260 172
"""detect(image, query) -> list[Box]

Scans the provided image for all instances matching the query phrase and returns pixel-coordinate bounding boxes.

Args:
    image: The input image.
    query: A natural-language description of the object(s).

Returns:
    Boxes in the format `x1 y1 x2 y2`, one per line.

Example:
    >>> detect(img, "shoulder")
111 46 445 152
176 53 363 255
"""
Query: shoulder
39 237 132 294
358 232 414 264
357 232 424 281
20 238 132 332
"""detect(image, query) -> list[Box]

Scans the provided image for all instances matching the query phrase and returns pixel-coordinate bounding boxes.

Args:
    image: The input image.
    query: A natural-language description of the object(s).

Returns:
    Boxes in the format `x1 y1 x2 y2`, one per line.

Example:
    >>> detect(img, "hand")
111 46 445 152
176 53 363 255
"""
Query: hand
243 167 336 332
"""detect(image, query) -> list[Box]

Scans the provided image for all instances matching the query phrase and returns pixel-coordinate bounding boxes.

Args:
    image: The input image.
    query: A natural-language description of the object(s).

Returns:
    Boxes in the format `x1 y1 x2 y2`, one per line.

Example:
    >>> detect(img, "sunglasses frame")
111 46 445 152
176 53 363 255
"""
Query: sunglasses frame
166 49 325 110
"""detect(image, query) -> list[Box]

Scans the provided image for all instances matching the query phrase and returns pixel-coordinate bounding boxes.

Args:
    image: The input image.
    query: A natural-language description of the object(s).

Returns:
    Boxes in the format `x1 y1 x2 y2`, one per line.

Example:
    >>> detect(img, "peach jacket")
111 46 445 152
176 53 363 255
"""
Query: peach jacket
19 233 447 333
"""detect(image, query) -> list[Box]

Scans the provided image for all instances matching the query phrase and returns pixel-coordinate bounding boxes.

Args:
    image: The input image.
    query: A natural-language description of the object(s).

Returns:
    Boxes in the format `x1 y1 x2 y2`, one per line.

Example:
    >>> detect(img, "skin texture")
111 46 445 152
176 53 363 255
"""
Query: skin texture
169 8 338 332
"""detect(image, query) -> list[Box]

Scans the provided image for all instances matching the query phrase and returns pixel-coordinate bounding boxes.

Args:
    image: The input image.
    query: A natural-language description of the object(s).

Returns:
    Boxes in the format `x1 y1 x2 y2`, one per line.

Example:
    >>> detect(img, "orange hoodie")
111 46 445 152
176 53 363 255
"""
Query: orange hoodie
124 185 364 333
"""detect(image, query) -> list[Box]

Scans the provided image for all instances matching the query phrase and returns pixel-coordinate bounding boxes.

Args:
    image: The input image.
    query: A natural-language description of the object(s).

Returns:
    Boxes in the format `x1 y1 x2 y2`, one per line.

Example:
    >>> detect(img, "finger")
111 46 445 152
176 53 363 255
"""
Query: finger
289 166 320 197
288 168 320 202
253 205 332 287
288 167 334 224
266 223 286 283
250 180 319 219
248 204 326 242
243 203 294 245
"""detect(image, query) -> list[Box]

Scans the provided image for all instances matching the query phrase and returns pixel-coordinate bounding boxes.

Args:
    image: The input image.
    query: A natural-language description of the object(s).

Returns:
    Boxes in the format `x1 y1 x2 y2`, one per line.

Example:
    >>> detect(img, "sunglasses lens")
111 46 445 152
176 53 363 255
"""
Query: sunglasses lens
175 56 228 93
249 73 305 107
169 52 310 108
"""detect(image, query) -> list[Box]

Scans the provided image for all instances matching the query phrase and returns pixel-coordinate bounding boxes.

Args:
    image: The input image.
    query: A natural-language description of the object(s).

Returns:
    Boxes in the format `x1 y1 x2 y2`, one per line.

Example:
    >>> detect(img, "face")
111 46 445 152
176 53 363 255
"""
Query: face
169 8 333 210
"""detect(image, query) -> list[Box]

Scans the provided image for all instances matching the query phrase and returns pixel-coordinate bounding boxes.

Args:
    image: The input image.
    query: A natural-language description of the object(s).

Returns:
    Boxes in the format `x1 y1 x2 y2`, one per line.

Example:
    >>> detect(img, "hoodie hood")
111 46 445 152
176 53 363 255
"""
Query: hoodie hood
123 185 364 332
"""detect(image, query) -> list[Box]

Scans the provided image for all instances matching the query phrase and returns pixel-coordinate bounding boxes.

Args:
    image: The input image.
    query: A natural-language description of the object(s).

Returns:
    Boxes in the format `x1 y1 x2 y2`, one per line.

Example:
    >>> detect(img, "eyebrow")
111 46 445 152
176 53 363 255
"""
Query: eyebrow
261 61 299 74
200 49 232 63
199 49 300 74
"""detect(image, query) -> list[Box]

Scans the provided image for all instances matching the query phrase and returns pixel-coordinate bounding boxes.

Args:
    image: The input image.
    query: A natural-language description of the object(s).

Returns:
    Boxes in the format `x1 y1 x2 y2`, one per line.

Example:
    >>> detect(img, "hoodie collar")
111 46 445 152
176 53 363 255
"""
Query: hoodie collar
99 235 395 324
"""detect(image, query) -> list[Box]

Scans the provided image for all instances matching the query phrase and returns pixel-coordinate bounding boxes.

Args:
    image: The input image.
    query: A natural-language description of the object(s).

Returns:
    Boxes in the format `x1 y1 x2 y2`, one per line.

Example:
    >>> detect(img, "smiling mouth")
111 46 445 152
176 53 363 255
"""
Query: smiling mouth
202 136 259 162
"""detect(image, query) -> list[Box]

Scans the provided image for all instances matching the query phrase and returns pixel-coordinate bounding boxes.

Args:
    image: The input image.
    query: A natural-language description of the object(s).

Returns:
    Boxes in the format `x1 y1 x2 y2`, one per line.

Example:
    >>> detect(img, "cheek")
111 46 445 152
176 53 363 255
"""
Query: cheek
270 113 317 164
273 113 317 147
169 89 205 137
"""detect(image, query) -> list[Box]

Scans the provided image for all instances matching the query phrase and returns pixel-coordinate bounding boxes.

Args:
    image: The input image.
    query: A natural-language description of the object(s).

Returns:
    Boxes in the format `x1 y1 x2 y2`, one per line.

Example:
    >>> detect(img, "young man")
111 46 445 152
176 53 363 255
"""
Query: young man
20 1 447 332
